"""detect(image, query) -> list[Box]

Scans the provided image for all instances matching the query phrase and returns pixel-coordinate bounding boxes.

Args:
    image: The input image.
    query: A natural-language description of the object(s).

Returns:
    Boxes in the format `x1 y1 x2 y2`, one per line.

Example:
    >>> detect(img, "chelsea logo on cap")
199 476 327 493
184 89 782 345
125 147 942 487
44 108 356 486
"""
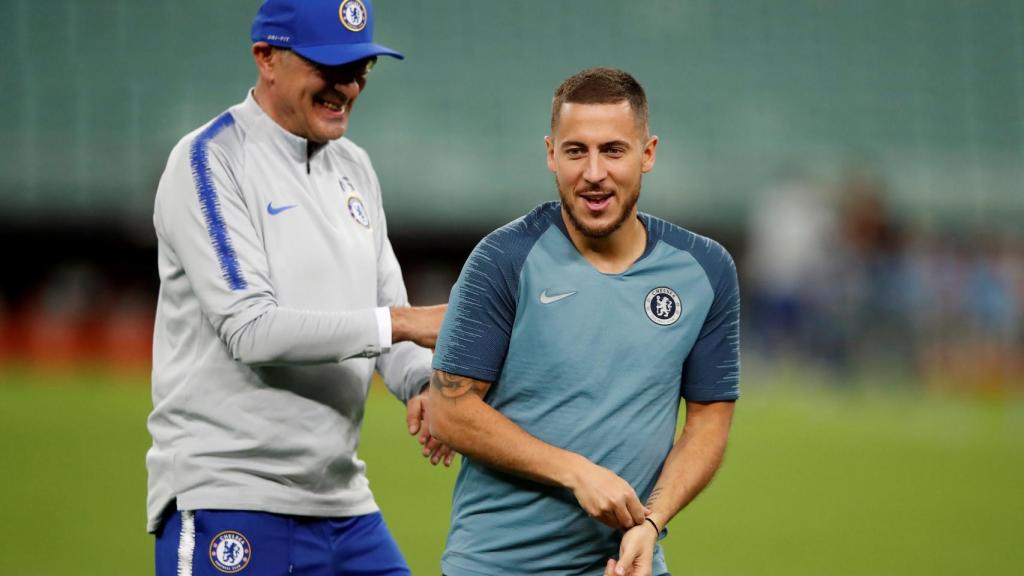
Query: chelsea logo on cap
645 287 682 326
209 530 252 573
339 0 368 32
252 0 404 67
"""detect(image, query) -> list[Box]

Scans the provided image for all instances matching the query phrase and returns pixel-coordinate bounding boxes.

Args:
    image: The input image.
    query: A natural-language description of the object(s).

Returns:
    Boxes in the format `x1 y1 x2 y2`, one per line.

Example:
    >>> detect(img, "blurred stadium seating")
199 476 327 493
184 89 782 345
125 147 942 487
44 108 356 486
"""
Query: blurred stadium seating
1 0 1020 390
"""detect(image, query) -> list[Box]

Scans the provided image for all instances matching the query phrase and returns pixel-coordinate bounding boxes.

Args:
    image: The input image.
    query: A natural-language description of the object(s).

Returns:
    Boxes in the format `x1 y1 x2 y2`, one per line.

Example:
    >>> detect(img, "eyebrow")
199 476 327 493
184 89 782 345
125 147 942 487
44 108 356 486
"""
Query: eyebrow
559 139 632 150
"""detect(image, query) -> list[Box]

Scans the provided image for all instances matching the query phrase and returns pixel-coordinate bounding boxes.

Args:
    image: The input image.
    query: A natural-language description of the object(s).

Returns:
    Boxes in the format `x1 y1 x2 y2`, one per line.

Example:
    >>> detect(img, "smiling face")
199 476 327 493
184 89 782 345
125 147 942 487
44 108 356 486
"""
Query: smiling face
546 100 657 239
252 43 374 143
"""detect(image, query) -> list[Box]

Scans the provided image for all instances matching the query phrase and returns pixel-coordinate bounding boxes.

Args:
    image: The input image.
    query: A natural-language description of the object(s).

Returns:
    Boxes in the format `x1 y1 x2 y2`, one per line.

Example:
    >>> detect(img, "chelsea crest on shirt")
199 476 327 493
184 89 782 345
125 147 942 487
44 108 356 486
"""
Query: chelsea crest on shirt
645 286 682 326
339 176 371 229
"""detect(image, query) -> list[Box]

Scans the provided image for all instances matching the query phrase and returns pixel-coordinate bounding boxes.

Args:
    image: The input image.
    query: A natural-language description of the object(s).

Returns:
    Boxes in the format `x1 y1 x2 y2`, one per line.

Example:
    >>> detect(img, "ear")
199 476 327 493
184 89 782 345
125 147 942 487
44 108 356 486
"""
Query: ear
252 42 277 81
545 135 557 173
641 134 658 173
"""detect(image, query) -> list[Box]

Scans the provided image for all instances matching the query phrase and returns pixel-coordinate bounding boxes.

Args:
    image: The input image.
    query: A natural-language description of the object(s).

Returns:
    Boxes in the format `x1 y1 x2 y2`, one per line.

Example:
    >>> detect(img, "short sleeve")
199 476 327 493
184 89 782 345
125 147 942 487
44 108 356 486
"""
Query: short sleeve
681 243 741 401
433 219 541 382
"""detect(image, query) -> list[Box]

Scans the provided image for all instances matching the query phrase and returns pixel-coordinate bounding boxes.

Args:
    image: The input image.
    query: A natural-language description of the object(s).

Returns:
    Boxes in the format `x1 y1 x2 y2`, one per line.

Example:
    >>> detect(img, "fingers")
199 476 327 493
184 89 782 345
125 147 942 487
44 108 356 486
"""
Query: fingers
596 509 635 531
422 434 441 458
615 526 656 576
625 495 647 528
408 392 457 467
613 503 636 531
572 463 647 530
607 492 644 530
616 543 639 576
425 441 442 465
604 559 617 576
436 444 455 466
420 434 457 466
406 396 423 435
434 443 455 467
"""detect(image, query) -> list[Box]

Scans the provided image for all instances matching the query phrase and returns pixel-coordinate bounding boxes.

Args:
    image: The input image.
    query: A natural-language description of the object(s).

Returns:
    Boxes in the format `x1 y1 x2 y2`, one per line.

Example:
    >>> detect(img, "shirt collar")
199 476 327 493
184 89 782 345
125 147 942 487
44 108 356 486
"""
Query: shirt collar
235 89 317 164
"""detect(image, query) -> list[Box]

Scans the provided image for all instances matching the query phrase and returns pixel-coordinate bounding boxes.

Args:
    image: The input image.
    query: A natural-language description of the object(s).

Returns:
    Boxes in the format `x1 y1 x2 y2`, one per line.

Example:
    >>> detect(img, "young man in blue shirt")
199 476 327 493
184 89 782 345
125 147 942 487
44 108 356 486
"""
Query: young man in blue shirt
430 68 740 576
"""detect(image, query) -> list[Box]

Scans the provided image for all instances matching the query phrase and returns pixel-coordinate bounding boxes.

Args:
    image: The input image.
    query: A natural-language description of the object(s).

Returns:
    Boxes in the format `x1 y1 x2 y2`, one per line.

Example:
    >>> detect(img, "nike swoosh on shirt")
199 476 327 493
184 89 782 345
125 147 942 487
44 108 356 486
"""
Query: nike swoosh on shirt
267 202 298 215
539 290 577 304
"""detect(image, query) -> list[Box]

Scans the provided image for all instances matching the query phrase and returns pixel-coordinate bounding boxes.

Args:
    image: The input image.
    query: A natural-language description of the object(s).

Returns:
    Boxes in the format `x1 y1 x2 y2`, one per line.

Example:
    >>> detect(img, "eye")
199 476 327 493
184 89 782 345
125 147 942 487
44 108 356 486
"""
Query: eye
604 147 626 157
564 147 585 158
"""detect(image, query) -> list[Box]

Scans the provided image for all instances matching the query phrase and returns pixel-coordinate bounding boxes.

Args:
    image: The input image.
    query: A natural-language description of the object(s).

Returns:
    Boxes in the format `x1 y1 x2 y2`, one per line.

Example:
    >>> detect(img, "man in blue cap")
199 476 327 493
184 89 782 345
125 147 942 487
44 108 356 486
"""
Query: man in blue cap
147 1 449 574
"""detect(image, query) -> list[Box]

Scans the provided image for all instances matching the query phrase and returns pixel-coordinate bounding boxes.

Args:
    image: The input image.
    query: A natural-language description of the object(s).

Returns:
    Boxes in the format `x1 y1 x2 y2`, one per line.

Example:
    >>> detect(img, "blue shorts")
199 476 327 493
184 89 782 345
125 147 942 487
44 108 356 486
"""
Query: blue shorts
155 509 410 576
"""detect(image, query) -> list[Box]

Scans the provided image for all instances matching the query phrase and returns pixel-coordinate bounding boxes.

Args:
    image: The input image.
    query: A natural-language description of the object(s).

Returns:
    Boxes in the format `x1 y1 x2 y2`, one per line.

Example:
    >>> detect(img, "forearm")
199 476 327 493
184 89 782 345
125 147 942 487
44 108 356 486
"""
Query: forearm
376 341 432 403
389 304 446 349
226 305 382 365
428 370 586 488
645 400 735 531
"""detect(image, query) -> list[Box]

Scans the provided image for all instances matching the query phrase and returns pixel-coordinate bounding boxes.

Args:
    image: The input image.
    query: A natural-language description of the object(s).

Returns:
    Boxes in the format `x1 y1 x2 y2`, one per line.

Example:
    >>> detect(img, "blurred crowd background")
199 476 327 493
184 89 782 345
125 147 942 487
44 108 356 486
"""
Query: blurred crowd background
1 2 1021 574
0 0 1021 393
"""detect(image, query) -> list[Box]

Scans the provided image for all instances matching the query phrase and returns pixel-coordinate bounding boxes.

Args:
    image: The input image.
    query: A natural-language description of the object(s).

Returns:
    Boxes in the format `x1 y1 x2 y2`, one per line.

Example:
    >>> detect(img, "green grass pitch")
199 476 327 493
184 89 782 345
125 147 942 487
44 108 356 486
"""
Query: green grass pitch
0 370 1021 575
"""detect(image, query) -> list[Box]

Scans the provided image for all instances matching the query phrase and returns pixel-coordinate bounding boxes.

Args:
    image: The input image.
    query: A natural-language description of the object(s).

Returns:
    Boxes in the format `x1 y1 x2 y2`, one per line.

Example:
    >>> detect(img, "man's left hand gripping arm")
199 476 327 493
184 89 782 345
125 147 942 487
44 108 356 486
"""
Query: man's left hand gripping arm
605 400 735 576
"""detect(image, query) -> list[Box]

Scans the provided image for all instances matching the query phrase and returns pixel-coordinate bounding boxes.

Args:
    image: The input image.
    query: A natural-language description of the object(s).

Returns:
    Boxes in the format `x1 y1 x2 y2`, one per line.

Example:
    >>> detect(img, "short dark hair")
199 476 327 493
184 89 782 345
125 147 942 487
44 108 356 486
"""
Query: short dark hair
550 67 649 134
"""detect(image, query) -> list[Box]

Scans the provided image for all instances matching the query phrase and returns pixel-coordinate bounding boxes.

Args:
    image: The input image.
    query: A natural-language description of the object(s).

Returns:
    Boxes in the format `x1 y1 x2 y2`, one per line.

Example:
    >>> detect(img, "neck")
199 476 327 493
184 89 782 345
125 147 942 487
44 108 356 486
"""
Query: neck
561 207 647 274
252 83 304 140
252 83 274 121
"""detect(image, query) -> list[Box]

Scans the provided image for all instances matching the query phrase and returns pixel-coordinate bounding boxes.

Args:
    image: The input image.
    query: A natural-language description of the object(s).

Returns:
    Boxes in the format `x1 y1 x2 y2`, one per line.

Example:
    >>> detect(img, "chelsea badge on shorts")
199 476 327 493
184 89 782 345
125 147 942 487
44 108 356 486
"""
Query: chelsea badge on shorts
645 287 682 326
339 0 368 32
209 530 252 573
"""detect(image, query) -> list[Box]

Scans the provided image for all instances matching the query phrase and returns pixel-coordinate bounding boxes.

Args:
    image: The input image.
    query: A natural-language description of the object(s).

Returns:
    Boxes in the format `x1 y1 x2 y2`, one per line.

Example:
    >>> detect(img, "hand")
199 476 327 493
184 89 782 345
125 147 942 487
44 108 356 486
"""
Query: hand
604 521 659 576
567 461 649 530
391 305 447 349
406 389 455 466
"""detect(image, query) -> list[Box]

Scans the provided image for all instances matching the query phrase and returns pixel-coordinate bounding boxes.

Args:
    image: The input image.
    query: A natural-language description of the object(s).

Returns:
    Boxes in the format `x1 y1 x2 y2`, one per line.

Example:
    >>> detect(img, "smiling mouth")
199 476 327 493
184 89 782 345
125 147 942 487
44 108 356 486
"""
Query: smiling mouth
579 192 613 211
315 96 346 114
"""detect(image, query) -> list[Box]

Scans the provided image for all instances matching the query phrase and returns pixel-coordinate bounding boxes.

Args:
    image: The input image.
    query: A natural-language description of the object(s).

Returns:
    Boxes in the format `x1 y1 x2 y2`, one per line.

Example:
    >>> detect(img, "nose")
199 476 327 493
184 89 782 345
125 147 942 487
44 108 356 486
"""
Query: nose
334 76 361 97
320 58 372 97
583 153 607 184
322 66 365 95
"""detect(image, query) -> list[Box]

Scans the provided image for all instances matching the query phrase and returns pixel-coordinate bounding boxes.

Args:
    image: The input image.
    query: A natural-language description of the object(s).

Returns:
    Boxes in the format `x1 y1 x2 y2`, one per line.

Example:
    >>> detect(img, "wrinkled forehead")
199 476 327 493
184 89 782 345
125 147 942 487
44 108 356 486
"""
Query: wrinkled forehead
552 101 646 142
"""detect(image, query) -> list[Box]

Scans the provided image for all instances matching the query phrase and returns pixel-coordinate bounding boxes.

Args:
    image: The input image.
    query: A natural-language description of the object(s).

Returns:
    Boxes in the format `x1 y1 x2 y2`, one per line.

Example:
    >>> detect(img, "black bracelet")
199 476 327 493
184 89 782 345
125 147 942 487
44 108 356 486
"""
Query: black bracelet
645 517 660 533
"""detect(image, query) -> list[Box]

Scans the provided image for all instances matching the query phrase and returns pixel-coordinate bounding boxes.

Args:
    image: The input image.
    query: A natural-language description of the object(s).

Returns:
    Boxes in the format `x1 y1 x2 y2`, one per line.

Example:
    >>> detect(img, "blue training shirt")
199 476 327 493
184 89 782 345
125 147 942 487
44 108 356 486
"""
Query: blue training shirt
433 202 740 576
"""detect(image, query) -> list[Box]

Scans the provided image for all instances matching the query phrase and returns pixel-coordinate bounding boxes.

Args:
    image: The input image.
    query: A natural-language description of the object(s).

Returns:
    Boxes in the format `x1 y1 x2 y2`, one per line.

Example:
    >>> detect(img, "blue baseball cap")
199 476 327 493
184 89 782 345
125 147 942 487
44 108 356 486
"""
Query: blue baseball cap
251 0 404 66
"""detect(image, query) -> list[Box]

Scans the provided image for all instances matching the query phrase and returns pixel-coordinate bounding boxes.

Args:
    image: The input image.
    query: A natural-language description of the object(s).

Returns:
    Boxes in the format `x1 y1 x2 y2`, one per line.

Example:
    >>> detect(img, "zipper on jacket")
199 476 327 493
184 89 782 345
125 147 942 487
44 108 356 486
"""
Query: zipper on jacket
306 140 326 174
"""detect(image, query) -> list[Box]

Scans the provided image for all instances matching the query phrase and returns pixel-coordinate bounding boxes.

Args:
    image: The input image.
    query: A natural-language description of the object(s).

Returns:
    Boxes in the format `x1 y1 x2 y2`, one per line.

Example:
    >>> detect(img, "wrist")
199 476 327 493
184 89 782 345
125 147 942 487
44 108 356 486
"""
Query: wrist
556 452 591 490
646 510 668 533
389 307 407 342
644 517 661 535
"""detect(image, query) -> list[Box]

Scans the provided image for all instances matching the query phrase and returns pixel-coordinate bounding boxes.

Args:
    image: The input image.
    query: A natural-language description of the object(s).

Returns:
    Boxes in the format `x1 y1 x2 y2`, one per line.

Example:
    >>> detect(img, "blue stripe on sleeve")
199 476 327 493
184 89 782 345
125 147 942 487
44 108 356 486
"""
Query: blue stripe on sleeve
189 112 247 291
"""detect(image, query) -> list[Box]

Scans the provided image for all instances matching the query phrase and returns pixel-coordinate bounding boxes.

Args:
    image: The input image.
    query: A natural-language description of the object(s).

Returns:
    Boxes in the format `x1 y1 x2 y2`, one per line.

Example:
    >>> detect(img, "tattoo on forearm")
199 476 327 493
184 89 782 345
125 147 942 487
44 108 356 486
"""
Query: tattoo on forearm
430 371 487 402
646 486 664 508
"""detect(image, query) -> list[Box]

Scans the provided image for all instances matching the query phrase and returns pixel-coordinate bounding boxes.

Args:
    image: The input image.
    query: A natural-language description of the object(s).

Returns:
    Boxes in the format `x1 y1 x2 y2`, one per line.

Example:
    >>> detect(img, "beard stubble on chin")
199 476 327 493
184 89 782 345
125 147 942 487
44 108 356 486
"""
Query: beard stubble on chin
558 179 640 239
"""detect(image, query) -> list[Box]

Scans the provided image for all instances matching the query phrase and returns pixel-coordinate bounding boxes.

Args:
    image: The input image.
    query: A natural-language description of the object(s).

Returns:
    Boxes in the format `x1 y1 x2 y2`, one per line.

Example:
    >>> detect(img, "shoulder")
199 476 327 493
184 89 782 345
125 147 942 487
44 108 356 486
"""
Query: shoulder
171 107 247 170
471 202 561 269
329 137 371 167
643 213 738 288
159 108 242 186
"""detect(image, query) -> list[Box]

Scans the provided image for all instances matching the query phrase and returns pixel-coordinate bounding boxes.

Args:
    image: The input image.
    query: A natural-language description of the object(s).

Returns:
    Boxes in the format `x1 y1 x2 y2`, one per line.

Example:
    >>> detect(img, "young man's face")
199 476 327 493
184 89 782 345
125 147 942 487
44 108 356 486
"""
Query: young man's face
546 101 657 239
263 49 374 143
